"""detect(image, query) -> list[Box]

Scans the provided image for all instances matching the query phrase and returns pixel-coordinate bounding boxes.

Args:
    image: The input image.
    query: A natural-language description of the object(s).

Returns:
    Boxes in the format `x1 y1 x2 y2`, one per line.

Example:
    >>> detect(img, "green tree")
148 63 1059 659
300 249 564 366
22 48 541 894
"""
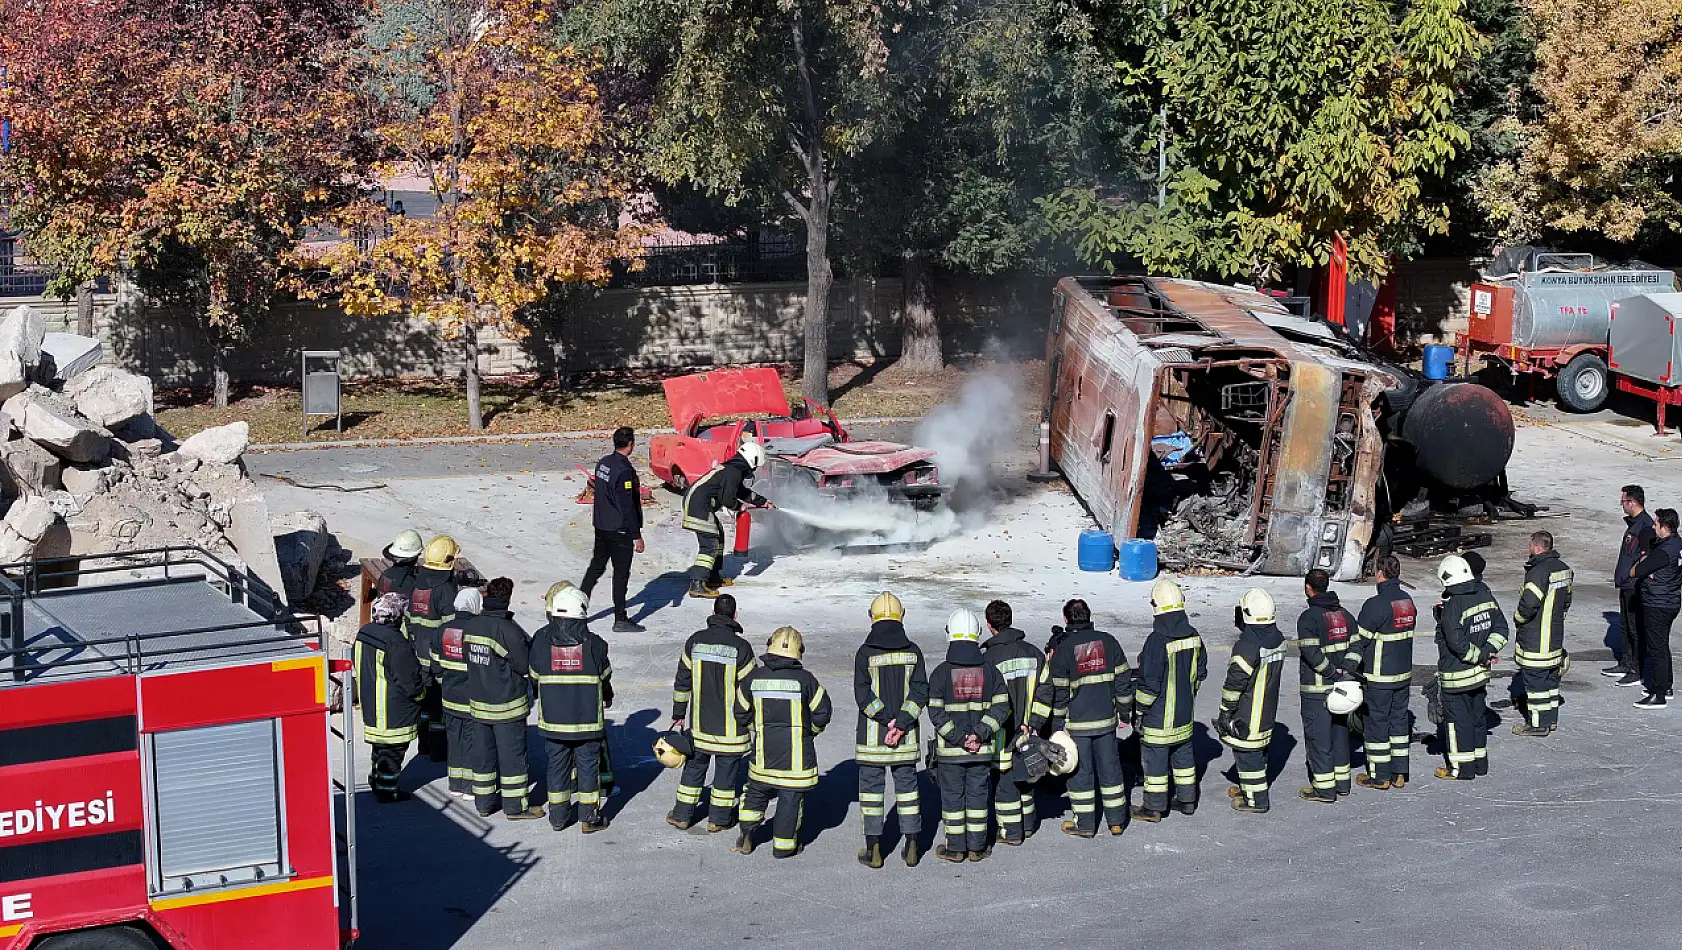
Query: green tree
1042 0 1482 284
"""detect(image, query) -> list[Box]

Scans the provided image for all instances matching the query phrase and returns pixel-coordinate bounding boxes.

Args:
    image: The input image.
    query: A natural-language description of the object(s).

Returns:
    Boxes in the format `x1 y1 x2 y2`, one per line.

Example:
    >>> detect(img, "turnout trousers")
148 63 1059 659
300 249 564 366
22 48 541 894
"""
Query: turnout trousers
369 742 409 802
739 780 804 856
672 749 744 827
1230 746 1269 810
1301 693 1351 793
1362 685 1411 782
687 519 725 587
1521 666 1563 731
545 737 603 828
937 761 990 854
858 762 921 837
1067 733 1127 833
469 718 532 816
444 712 475 795
420 683 447 762
1440 687 1486 778
1140 739 1197 812
994 762 1039 841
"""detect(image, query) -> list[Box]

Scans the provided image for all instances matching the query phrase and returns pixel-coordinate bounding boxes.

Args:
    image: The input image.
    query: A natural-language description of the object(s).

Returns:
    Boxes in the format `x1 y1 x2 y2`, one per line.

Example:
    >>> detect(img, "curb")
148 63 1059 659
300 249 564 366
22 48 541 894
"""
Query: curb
248 416 931 454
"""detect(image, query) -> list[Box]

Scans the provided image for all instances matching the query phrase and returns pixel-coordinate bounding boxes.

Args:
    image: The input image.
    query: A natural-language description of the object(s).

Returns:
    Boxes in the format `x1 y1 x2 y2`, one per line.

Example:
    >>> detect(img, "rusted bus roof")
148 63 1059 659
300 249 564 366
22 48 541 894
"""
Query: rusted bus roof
1148 279 1301 351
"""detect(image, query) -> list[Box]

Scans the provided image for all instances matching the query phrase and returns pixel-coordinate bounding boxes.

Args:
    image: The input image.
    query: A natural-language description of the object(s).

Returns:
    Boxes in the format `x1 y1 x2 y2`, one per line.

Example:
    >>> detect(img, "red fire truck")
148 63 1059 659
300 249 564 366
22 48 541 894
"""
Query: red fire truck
0 547 358 950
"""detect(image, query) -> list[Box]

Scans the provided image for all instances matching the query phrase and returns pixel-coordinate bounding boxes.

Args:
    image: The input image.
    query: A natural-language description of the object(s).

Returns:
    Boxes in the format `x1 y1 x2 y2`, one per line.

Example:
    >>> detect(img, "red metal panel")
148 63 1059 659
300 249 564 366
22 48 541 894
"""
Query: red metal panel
152 879 340 950
662 368 791 434
277 714 334 883
139 660 323 733
0 752 143 847
0 866 150 949
0 676 135 730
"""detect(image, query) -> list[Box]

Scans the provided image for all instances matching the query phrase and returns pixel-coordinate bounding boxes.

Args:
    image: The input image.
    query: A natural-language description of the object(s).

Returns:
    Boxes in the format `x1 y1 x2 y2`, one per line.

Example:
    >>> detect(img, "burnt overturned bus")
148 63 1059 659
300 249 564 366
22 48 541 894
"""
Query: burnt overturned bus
1044 276 1515 580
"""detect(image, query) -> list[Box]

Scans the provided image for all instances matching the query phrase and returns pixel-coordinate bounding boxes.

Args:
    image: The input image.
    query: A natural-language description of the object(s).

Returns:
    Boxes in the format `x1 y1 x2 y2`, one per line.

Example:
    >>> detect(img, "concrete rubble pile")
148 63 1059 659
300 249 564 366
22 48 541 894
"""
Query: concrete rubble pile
0 304 302 603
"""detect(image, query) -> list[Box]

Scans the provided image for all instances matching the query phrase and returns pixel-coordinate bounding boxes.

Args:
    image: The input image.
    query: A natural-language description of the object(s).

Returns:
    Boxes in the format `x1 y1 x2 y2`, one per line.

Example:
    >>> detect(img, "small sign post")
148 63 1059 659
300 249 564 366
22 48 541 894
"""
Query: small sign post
301 350 343 438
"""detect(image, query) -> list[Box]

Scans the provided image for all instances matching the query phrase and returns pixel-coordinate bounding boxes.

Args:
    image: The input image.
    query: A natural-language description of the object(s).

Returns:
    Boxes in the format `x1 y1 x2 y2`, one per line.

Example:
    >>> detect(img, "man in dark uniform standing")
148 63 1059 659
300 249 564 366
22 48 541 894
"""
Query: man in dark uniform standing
1347 555 1417 788
581 427 646 633
1296 569 1357 802
1513 532 1573 732
1608 485 1655 683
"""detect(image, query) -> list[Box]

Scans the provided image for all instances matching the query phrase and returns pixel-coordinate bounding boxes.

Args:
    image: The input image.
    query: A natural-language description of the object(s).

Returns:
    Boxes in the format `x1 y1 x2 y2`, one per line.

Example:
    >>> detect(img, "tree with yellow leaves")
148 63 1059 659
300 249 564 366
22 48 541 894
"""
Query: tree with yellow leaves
309 0 640 429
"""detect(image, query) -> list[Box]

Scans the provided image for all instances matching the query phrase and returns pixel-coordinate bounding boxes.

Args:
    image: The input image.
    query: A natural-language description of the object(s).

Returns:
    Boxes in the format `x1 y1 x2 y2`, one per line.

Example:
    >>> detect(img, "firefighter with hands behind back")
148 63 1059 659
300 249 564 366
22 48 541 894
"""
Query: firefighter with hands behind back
667 594 759 833
1028 598 1134 838
434 586 481 800
1132 578 1207 823
464 576 545 820
530 585 615 834
1215 589 1286 814
982 599 1047 845
733 626 832 859
407 535 460 762
927 608 1009 863
682 440 775 599
356 591 425 803
1512 531 1573 733
853 591 929 869
1345 555 1418 789
1296 569 1358 802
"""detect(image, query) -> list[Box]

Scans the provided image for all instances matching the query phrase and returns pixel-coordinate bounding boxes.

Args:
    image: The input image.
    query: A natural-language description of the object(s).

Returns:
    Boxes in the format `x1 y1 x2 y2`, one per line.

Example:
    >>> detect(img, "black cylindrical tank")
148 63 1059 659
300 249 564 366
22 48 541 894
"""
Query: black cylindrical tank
1399 381 1515 490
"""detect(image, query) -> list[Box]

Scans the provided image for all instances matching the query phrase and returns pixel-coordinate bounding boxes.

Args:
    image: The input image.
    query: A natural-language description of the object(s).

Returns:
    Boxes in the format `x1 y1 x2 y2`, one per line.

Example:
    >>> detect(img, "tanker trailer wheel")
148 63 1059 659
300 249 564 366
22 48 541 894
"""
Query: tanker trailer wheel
36 926 162 950
1557 353 1609 412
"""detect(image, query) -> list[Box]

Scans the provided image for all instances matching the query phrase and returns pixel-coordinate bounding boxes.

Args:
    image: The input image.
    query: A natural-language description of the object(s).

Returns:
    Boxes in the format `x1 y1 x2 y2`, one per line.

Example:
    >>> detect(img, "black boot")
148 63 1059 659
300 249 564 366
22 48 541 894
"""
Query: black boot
688 580 719 599
902 837 923 867
1171 799 1197 816
731 827 756 855
857 835 884 869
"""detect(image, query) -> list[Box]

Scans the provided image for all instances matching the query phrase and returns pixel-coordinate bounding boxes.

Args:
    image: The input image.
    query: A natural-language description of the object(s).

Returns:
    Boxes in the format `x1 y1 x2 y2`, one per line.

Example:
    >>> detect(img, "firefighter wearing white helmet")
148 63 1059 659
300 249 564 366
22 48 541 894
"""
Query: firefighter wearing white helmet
681 442 774 599
667 595 757 833
433 587 481 799
1027 598 1134 838
407 535 461 762
853 591 928 868
1296 568 1358 804
926 609 1010 862
378 529 425 601
733 627 832 859
1433 553 1509 781
1133 579 1207 823
528 583 614 832
1344 554 1418 790
1215 589 1287 814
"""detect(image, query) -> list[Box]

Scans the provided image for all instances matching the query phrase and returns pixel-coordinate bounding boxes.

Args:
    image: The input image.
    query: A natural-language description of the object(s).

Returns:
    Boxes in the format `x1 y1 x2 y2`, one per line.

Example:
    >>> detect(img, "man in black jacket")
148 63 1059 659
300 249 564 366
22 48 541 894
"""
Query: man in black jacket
853 591 928 869
1028 599 1133 838
1347 555 1417 788
682 442 773 598
1434 554 1508 779
982 600 1046 844
377 530 423 599
732 627 832 859
581 427 646 632
1297 569 1357 802
356 592 425 803
1133 579 1207 822
1512 532 1573 733
530 586 614 832
407 535 460 761
465 577 543 820
1608 485 1656 684
1216 590 1286 814
927 609 1009 863
1632 508 1682 709
669 595 758 832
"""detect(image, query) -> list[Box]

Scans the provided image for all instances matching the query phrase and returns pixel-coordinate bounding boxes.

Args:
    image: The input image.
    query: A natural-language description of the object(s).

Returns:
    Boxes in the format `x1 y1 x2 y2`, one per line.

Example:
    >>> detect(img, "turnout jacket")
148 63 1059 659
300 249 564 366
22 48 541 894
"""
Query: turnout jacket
1350 580 1418 687
1297 591 1356 694
1135 611 1207 746
682 456 766 534
1029 622 1134 737
853 620 928 765
1436 580 1509 692
377 559 420 599
1616 510 1656 590
1514 550 1574 668
1634 534 1682 611
463 605 532 722
672 615 759 754
433 614 473 717
927 642 1010 764
1218 622 1286 750
592 451 643 538
736 655 832 789
982 627 1045 770
404 566 457 658
529 617 614 739
356 621 426 744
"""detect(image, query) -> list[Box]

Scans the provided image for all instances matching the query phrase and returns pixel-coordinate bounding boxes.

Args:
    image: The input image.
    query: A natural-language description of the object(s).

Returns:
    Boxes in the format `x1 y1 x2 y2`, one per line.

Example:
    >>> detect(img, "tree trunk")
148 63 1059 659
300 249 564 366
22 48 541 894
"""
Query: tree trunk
898 251 942 371
802 205 832 406
212 348 230 409
463 326 483 431
75 280 95 337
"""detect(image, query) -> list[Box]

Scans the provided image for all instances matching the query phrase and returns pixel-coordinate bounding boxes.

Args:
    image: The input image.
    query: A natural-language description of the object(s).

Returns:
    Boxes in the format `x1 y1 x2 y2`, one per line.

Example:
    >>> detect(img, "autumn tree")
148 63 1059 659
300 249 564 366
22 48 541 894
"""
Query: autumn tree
1041 0 1481 284
1475 0 1682 244
310 0 640 430
0 0 362 406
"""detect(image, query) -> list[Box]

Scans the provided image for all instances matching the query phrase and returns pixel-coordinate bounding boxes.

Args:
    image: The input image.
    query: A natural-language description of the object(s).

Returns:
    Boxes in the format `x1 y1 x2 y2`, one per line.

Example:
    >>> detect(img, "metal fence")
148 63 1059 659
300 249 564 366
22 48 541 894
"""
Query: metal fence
613 238 806 287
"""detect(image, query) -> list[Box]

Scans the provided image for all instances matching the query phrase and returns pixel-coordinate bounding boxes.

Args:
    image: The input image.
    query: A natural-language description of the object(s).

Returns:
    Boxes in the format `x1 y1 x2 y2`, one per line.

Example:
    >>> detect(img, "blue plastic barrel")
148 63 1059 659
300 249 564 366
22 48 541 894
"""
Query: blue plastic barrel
1078 530 1116 572
1118 539 1159 581
1422 344 1455 381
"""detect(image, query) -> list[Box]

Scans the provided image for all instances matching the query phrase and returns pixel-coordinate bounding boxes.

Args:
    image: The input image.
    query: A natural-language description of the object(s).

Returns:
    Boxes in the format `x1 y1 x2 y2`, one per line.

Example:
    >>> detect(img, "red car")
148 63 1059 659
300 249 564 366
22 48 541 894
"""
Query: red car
648 368 945 503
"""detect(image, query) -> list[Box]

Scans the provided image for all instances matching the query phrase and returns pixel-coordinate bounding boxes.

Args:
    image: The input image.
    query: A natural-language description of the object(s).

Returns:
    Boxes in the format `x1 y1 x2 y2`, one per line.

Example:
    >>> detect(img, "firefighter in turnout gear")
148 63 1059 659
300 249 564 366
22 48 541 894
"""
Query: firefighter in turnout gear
1297 569 1358 802
853 591 929 868
378 530 424 598
1029 599 1134 838
1513 532 1573 736
928 608 1010 862
1434 555 1509 780
733 626 832 858
682 441 773 598
982 600 1046 844
407 535 460 761
1133 579 1207 822
1346 555 1417 789
547 580 616 794
464 577 543 819
530 586 614 833
668 595 758 832
356 592 425 803
433 588 480 798
1216 590 1286 814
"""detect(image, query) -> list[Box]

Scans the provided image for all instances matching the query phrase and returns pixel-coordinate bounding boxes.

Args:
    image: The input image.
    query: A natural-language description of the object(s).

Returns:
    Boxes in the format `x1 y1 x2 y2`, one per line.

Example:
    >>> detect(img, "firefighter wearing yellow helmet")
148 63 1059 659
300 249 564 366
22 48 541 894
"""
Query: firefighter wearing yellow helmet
1216 589 1286 814
731 626 831 859
927 608 1010 863
681 442 774 599
406 535 461 762
1133 577 1207 823
1027 598 1134 837
667 595 758 833
853 591 928 868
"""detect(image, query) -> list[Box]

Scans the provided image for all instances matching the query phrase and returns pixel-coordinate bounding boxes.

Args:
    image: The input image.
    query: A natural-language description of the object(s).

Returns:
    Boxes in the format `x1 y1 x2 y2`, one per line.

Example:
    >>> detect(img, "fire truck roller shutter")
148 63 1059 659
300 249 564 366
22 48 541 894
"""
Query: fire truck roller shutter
150 719 285 895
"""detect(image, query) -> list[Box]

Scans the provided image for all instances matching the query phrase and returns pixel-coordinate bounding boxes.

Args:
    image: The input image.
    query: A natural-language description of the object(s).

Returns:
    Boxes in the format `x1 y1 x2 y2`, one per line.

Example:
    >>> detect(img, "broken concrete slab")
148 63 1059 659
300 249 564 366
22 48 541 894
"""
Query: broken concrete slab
6 494 57 543
65 366 153 429
229 494 286 606
39 332 103 383
2 387 112 464
0 306 45 401
123 438 165 459
177 421 248 466
0 438 63 496
61 463 115 497
273 509 329 604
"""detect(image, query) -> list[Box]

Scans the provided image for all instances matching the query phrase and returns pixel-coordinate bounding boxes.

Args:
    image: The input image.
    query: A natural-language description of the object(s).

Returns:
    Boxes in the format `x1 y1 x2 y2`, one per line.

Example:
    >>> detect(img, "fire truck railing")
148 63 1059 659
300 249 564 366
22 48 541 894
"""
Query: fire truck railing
0 544 324 683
